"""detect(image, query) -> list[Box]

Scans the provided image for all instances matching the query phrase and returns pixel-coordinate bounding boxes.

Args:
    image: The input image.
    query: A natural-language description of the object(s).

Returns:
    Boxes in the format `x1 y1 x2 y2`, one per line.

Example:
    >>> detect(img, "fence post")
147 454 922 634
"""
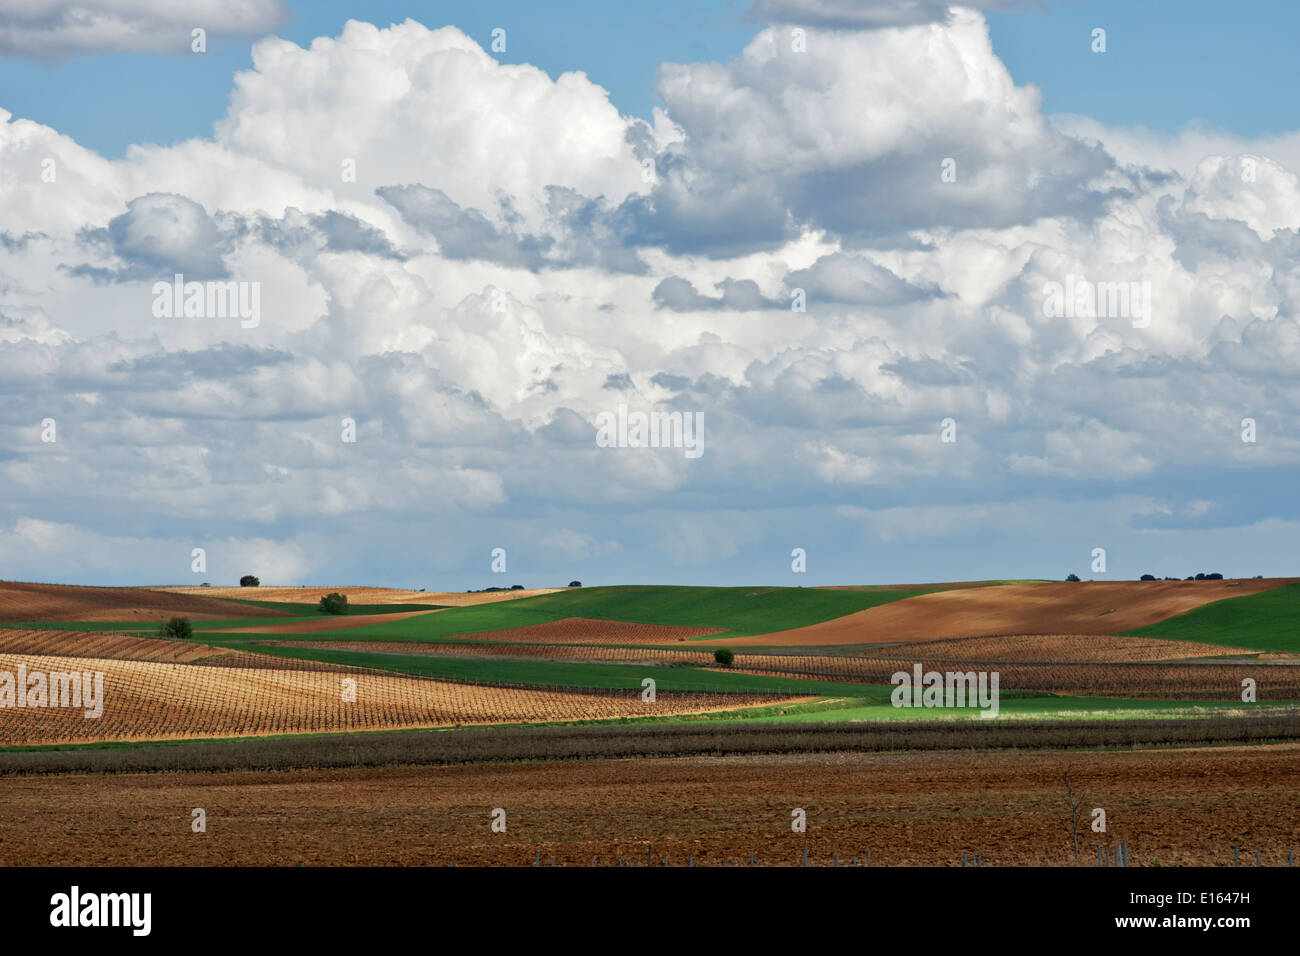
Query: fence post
535 853 540 867
1234 846 1239 867
963 852 967 868
750 852 755 867
834 854 839 867
1255 852 1260 867
1097 843 1103 867
689 854 694 867
867 850 871 867
648 844 652 867
803 848 808 867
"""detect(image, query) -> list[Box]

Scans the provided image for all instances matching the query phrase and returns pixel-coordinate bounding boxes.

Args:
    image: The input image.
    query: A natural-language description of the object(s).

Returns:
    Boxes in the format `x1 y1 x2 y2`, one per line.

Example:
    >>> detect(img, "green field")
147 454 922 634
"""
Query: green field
222 599 446 616
209 640 909 696
233 584 950 643
1124 581 1300 653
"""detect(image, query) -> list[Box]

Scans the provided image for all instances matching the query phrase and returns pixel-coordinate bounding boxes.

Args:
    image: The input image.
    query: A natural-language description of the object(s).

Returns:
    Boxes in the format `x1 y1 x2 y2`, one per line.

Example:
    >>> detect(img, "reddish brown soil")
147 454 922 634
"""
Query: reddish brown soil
455 617 723 644
207 608 443 635
3 745 1296 866
0 580 291 623
730 579 1294 646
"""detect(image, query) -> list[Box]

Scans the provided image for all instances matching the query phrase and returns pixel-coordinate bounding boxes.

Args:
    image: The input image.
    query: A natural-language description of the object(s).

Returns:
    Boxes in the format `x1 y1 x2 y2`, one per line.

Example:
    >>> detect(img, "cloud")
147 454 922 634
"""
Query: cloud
216 20 648 220
0 0 288 59
625 11 1128 255
748 0 1046 30
71 192 228 281
379 183 647 273
652 276 784 311
3 14 1300 585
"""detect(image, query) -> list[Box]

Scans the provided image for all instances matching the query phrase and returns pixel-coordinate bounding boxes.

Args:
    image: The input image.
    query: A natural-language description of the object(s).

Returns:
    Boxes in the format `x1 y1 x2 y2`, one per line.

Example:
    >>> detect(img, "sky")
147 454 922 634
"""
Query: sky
1 0 1298 588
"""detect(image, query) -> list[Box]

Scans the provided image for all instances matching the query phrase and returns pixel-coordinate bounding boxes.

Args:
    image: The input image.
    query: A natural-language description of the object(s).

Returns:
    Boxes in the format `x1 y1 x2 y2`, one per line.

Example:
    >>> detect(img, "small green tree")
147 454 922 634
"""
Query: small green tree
160 616 193 640
1065 573 1080 582
239 574 260 587
713 647 735 668
319 592 349 615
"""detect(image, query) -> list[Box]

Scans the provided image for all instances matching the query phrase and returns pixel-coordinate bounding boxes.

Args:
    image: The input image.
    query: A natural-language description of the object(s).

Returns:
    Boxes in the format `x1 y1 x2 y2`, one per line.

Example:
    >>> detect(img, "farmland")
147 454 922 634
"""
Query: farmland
0 580 295 624
4 575 1300 869
1124 581 1300 654
0 650 802 745
4 741 1299 866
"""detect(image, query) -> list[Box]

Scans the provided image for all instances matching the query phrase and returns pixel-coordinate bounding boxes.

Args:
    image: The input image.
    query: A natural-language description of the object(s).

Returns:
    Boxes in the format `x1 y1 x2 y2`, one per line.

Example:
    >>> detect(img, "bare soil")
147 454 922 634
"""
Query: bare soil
3 744 1295 866
0 580 291 624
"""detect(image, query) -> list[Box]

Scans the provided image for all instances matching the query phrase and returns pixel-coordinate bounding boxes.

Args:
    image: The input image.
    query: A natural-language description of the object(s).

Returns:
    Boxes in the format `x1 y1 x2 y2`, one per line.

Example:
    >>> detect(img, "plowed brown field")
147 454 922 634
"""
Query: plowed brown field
0 580 292 623
5 745 1296 865
729 578 1293 646
0 652 800 745
155 586 562 605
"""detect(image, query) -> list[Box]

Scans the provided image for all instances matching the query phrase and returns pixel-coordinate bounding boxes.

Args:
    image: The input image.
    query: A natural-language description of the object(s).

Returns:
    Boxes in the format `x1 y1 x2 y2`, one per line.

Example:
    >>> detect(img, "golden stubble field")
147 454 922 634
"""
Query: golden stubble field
0 650 801 745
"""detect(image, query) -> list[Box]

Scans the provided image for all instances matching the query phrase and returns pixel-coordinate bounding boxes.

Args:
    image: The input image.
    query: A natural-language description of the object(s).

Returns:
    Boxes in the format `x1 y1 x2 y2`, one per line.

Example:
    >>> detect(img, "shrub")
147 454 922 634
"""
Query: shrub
1140 574 1156 581
510 584 524 590
319 592 349 615
568 580 582 588
159 617 192 640
713 647 735 668
1065 573 1080 582
239 575 260 587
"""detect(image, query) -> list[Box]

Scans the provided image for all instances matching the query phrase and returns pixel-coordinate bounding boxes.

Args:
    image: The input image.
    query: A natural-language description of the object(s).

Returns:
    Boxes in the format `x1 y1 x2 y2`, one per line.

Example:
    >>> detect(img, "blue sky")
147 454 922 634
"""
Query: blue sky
1 1 1298 588
2 0 1298 158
